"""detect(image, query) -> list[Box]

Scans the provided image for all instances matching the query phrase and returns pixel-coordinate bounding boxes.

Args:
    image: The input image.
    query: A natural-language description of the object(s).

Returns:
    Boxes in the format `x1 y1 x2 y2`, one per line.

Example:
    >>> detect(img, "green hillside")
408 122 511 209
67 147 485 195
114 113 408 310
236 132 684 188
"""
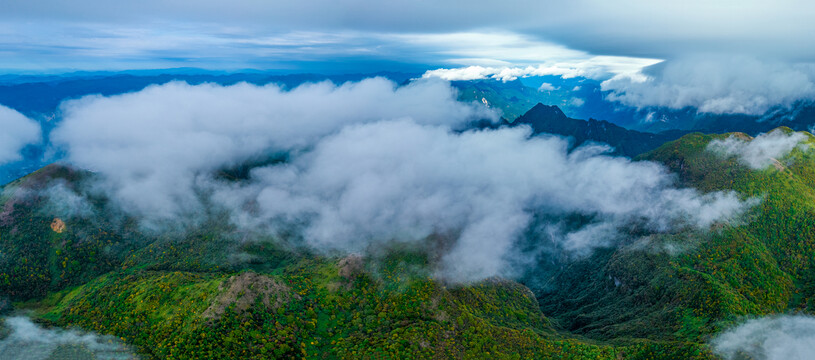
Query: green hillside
538 128 815 342
3 128 815 359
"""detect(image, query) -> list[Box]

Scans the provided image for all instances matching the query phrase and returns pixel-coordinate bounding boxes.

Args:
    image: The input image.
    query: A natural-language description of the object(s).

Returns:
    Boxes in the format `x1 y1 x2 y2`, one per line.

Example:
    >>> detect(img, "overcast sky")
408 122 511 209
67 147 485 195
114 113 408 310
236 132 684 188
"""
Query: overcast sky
2 1 815 114
2 0 813 71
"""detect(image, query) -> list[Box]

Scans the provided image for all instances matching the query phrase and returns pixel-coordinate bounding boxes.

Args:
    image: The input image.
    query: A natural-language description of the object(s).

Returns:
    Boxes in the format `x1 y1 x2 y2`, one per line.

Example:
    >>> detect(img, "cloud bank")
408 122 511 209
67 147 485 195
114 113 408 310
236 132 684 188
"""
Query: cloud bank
421 55 815 118
51 78 751 282
707 130 809 169
0 105 40 164
422 56 660 82
713 315 815 360
214 122 747 281
51 78 496 219
602 57 815 115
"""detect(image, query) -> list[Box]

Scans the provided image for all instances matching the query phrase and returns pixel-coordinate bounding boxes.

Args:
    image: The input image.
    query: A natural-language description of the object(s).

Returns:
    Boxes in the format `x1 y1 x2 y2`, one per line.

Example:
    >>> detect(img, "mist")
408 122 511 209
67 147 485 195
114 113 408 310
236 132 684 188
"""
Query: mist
49 78 754 282
213 121 749 281
0 316 136 360
51 78 496 221
707 130 809 169
713 315 815 360
602 56 815 115
0 105 40 165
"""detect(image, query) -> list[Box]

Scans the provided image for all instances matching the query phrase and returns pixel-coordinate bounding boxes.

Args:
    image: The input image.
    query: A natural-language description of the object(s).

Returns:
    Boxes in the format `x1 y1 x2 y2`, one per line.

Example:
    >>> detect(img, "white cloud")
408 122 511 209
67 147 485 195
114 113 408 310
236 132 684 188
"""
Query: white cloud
569 98 585 107
393 32 588 65
707 129 809 169
51 78 751 282
422 56 662 82
602 56 815 115
713 315 815 360
539 83 558 91
51 78 496 220
408 32 660 82
0 105 40 164
572 86 581 91
0 316 135 360
216 121 748 281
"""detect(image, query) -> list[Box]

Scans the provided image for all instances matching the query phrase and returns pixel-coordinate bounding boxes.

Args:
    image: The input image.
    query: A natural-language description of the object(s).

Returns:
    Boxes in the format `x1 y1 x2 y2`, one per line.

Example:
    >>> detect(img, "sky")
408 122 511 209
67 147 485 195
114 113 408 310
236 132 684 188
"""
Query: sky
2 0 813 72
3 1 815 115
3 2 815 352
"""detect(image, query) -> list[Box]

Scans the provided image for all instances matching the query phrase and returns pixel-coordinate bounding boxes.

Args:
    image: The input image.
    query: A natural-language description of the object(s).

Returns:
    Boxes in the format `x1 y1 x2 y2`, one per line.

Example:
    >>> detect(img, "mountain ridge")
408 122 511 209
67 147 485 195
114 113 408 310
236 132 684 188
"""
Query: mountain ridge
508 103 690 157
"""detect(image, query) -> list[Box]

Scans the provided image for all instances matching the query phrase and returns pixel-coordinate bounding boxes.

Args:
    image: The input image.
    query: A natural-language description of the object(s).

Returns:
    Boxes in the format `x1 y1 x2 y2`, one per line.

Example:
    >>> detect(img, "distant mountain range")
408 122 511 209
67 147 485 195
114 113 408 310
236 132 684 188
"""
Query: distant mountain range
4 69 815 359
457 77 815 136
0 71 418 185
2 71 815 184
509 103 689 157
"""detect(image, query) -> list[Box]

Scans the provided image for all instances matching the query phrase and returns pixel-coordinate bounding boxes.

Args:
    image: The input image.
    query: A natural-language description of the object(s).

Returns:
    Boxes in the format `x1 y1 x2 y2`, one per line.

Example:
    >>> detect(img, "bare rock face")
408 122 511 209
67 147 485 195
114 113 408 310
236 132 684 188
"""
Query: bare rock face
50 218 66 233
338 254 364 280
203 272 299 320
326 254 366 292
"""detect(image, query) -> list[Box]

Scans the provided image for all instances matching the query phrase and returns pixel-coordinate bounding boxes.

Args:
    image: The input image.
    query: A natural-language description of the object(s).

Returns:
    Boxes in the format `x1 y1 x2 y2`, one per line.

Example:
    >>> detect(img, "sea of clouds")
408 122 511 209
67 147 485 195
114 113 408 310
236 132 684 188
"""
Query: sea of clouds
2 78 769 281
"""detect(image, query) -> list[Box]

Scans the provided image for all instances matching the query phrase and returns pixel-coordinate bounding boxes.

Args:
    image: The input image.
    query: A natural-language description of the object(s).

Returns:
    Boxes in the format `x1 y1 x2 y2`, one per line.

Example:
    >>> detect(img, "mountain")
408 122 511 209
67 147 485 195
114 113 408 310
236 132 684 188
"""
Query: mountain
3 128 815 359
453 79 552 122
2 72 812 186
536 128 815 343
617 100 815 137
0 165 711 359
509 103 689 157
451 77 645 127
451 77 815 137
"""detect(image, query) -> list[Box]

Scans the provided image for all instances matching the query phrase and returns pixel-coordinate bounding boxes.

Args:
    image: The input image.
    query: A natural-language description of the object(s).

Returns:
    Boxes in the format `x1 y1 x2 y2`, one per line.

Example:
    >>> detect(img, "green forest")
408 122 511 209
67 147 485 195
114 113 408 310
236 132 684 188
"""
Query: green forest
2 128 814 359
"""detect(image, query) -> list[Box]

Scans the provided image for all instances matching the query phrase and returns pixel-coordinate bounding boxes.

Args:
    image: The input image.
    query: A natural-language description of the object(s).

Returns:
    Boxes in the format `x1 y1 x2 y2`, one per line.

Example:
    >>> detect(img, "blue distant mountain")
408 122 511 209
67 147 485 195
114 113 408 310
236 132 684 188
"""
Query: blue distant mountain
0 70 419 184
456 76 815 135
2 70 815 184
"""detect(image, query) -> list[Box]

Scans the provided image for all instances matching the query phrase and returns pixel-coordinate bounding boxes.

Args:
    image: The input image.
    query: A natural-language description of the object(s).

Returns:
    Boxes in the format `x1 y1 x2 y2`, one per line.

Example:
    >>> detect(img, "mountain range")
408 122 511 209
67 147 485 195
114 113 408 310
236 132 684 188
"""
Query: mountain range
2 73 815 359
509 103 689 157
2 122 815 359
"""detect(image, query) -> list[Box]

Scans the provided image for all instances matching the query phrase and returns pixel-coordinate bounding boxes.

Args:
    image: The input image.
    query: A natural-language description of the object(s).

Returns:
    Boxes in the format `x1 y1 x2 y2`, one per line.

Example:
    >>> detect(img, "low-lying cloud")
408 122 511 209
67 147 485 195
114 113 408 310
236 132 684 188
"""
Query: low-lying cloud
51 78 496 220
713 315 815 360
602 56 815 115
707 130 809 169
0 105 41 165
50 78 753 282
0 316 136 360
215 122 747 280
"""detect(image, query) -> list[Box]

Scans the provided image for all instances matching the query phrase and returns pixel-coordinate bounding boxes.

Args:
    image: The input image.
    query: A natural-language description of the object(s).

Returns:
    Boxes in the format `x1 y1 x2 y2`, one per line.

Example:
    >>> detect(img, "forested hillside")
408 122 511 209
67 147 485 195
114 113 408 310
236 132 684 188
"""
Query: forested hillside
2 128 814 359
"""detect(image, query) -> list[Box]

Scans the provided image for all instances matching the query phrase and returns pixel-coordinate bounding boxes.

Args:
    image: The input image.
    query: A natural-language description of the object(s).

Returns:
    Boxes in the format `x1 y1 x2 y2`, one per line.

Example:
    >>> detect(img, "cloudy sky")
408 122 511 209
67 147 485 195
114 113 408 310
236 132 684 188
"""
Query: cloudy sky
2 1 815 114
1 0 812 71
0 0 806 281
